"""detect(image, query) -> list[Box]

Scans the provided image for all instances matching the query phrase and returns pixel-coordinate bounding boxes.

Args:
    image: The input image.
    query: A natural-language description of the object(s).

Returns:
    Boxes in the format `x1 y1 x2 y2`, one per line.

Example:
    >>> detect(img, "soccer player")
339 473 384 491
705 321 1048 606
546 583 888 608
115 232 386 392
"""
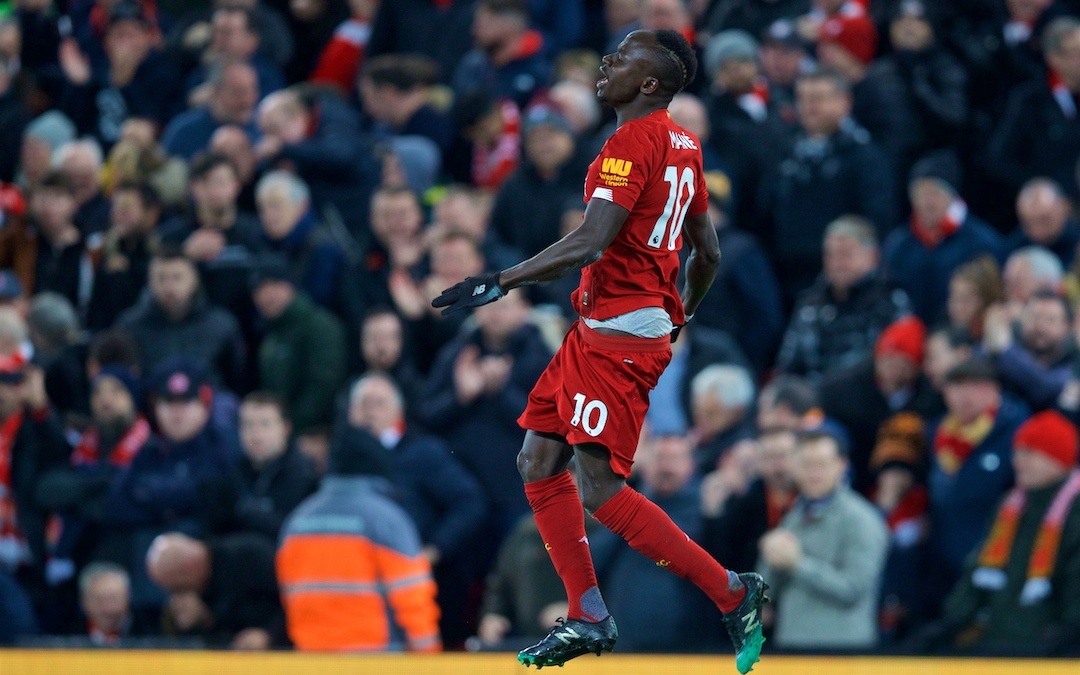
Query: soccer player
433 29 768 672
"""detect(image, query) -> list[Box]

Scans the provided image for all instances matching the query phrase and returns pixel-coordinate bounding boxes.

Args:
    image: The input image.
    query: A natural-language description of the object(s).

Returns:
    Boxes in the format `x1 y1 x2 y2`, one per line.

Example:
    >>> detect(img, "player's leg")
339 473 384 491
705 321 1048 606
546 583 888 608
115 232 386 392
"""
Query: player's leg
517 430 609 623
577 442 768 674
517 431 616 669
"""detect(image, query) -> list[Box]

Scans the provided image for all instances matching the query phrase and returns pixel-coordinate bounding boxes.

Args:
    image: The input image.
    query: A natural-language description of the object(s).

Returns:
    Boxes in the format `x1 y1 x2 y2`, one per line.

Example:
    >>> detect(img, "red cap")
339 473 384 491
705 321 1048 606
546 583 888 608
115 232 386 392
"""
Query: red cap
820 15 879 65
0 184 25 217
875 316 926 366
1014 411 1079 468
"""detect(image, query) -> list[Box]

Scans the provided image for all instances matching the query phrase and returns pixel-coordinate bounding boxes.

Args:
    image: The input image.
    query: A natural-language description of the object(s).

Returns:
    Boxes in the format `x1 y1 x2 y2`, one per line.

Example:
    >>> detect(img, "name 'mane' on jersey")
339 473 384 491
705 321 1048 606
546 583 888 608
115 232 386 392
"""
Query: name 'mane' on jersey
574 109 709 326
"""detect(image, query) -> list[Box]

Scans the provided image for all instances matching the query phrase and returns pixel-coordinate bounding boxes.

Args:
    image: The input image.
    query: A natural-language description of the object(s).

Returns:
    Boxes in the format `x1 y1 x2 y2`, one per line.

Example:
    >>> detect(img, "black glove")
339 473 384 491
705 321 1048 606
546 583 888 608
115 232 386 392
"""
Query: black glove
431 272 505 315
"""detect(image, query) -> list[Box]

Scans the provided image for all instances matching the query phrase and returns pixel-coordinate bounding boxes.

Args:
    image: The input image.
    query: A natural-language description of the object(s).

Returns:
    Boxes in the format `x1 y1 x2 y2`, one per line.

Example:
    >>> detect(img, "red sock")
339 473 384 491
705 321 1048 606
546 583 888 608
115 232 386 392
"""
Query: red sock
524 471 606 622
592 485 746 613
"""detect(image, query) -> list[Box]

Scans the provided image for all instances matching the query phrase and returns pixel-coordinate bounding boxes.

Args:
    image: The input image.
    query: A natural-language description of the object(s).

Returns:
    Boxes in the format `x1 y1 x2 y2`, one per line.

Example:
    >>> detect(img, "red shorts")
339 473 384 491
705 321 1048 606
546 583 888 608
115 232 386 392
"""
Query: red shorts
518 321 672 477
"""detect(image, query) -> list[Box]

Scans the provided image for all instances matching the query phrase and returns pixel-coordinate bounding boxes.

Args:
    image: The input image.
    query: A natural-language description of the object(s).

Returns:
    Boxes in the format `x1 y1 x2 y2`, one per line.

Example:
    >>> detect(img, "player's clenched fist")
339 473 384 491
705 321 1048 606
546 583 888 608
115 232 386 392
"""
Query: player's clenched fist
431 272 505 315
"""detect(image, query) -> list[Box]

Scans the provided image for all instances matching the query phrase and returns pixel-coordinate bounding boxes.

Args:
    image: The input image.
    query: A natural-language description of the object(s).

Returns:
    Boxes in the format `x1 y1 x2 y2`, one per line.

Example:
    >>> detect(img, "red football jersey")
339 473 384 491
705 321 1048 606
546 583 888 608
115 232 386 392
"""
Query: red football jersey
572 109 709 325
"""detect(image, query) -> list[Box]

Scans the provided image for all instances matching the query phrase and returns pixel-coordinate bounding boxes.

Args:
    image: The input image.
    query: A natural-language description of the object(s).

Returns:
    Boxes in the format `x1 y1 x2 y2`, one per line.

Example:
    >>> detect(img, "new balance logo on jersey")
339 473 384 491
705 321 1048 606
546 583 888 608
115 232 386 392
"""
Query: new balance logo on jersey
598 158 633 187
669 131 698 150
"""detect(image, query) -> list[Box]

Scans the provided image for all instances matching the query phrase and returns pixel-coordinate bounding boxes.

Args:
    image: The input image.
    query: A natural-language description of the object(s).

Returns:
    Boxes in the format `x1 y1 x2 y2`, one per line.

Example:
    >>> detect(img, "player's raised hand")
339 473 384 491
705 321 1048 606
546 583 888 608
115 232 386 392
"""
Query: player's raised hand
431 272 505 315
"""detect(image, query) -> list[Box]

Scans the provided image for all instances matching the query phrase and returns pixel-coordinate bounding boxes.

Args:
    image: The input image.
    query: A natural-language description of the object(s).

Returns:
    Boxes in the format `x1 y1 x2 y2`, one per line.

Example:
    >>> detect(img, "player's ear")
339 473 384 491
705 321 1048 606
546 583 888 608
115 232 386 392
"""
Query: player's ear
640 76 659 95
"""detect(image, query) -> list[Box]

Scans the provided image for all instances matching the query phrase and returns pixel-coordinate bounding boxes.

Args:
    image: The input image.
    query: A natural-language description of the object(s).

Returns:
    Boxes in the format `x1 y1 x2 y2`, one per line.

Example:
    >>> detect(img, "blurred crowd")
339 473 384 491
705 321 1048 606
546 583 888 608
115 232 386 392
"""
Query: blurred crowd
0 0 1079 657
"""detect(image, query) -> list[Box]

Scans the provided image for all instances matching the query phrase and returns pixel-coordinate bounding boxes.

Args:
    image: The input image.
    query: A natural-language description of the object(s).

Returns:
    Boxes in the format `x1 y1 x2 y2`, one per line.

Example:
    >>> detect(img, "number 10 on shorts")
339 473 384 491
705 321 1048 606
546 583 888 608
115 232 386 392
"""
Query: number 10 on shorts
570 393 608 437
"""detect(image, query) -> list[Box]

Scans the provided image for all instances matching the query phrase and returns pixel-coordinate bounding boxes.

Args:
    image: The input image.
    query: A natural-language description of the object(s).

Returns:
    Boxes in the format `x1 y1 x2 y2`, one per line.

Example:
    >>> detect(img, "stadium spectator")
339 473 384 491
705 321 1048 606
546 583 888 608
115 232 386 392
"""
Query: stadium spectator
420 289 551 530
759 68 895 302
1002 246 1066 316
689 364 756 472
101 118 189 211
984 290 1075 412
359 54 455 157
819 316 935 492
926 358 1028 605
931 411 1080 656
883 150 1004 323
338 186 426 332
158 154 261 336
147 531 285 649
276 424 441 652
0 20 29 184
116 249 247 393
777 215 911 382
758 429 889 649
447 91 522 190
211 391 316 542
490 106 584 259
872 1 969 172
254 171 345 311
208 125 259 212
79 563 139 645
646 323 753 437
35 364 149 570
703 428 799 575
692 179 784 374
347 373 487 644
590 433 721 652
57 2 181 147
1008 178 1080 269
168 0 295 72
1 172 91 313
0 346 70 643
184 6 285 108
701 29 790 232
87 182 163 332
18 112 76 191
162 61 260 161
945 256 1003 341
869 412 930 643
985 17 1080 205
250 254 346 437
756 375 825 432
346 308 424 417
757 19 808 130
54 138 111 237
703 0 811 43
452 0 552 109
366 0 477 82
255 86 377 238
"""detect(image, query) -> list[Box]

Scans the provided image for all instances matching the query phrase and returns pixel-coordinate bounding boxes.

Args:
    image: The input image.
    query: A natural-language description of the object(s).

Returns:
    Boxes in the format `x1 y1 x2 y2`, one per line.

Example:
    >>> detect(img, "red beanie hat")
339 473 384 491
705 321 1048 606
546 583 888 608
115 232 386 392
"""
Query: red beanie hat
1014 411 1079 468
820 15 879 65
875 316 926 366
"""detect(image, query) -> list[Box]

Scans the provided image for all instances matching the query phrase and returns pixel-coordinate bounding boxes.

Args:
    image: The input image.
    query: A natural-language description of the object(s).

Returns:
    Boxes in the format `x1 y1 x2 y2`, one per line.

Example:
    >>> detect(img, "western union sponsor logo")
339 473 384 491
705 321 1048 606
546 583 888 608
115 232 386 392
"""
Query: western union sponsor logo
601 158 633 176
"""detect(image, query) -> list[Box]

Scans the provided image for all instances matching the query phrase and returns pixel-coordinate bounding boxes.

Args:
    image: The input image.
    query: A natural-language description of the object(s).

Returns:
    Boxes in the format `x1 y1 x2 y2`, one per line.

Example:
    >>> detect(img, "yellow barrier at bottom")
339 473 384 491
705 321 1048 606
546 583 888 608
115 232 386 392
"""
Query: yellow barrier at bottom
1 650 1077 675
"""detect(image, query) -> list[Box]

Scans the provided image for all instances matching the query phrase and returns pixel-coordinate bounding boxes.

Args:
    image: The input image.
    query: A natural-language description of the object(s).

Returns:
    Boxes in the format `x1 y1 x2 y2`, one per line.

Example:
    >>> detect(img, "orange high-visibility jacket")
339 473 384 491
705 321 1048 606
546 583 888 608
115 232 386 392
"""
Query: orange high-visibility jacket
276 475 442 652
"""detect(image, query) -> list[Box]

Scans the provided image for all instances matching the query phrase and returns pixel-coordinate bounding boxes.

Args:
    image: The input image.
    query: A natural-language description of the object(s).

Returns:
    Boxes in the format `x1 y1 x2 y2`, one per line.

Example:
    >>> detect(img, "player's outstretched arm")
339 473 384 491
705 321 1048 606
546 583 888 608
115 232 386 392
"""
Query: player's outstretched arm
679 210 720 318
499 199 630 289
432 199 629 315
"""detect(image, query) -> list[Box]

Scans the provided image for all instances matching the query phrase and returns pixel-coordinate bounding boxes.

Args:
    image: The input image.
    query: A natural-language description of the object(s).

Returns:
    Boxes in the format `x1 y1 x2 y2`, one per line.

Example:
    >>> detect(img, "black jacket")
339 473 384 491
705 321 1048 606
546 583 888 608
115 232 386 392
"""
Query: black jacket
225 448 320 541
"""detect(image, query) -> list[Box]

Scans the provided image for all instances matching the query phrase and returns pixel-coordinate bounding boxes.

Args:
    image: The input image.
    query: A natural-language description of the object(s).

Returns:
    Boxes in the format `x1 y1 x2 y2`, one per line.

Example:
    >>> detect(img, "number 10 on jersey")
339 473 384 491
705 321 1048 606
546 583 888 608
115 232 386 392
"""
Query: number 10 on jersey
648 166 696 251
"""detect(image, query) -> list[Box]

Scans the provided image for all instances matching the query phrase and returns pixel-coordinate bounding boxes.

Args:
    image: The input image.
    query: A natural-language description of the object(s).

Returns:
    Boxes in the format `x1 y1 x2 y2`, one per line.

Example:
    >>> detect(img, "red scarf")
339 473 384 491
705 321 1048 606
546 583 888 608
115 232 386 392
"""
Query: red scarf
0 410 26 563
1049 70 1077 119
71 417 150 468
910 198 967 248
473 100 521 190
933 406 997 475
738 77 771 123
765 487 796 528
973 470 1080 605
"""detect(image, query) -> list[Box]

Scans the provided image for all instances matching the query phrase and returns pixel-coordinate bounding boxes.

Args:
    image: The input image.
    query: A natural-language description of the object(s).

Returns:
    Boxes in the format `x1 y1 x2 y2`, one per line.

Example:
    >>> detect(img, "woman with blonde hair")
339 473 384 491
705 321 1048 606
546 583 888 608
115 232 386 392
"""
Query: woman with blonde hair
946 255 1004 340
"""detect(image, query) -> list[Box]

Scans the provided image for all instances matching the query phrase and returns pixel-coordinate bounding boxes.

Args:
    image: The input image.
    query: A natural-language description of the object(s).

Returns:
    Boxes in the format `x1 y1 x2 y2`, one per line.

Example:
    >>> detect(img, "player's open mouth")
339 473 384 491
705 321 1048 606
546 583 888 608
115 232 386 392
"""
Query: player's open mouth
597 77 608 89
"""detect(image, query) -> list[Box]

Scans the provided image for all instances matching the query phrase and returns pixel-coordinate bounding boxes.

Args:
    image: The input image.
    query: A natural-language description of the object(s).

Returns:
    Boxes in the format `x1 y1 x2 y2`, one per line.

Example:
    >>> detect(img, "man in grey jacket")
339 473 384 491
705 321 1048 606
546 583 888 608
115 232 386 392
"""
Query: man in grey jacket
757 429 889 649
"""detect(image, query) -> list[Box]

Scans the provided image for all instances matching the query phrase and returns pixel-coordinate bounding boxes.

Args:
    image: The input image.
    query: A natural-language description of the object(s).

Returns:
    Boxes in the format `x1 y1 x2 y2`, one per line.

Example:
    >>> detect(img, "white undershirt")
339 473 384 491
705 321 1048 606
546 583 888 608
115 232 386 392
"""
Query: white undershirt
582 307 673 338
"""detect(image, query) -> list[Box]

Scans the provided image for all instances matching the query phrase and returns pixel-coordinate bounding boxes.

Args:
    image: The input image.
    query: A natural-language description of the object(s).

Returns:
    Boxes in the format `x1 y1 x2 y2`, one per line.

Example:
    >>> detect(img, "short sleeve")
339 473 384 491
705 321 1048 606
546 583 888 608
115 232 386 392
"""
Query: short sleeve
687 156 710 217
589 126 652 212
